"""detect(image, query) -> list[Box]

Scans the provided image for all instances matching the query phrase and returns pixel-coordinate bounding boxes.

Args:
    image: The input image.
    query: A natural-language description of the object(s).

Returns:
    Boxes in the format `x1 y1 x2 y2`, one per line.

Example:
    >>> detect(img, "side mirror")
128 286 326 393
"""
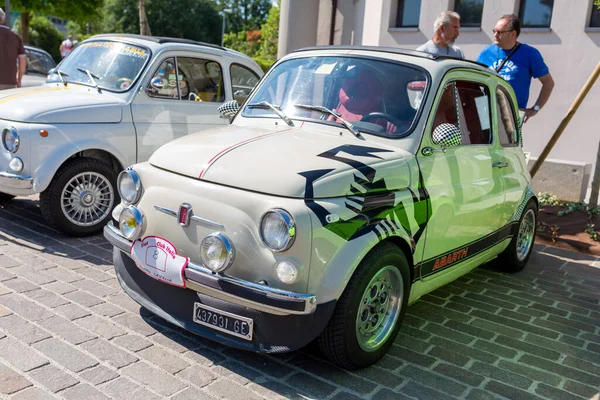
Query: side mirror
432 123 461 147
217 100 240 118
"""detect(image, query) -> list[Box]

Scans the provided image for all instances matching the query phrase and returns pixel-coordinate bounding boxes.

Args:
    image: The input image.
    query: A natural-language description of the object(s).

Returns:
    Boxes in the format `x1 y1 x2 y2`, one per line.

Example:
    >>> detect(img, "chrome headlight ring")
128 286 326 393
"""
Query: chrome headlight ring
200 232 235 273
2 126 19 153
117 169 142 205
119 205 145 240
259 208 296 252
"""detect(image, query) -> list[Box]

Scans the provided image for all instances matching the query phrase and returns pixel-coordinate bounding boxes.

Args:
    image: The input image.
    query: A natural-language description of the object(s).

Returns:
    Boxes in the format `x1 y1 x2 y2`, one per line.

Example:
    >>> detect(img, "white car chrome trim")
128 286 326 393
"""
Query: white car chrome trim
154 205 224 229
0 172 33 190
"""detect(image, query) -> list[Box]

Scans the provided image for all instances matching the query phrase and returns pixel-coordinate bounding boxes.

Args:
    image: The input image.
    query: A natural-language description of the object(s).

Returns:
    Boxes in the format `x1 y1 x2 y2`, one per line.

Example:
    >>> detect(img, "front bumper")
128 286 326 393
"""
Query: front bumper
0 171 33 193
105 222 317 315
106 222 335 352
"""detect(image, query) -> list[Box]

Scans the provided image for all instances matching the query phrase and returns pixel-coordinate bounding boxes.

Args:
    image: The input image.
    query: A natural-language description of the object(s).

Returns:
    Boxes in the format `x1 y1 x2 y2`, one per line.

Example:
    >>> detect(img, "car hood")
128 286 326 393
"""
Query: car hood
0 84 124 123
149 124 413 198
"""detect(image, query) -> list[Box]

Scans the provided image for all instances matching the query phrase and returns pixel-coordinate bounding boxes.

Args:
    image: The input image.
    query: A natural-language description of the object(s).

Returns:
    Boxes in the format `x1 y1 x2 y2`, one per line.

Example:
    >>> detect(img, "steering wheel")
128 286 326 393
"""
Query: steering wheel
360 112 411 134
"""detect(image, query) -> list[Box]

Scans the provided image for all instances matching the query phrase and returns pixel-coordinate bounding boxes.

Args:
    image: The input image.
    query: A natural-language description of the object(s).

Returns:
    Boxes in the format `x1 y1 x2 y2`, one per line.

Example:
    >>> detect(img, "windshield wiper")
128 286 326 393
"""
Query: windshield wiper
77 68 100 89
246 101 294 127
294 104 363 139
55 69 69 86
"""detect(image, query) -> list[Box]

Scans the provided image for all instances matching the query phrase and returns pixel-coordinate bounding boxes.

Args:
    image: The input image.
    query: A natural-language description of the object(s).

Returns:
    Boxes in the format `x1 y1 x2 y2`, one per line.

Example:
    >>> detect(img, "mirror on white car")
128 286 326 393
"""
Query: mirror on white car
217 100 240 118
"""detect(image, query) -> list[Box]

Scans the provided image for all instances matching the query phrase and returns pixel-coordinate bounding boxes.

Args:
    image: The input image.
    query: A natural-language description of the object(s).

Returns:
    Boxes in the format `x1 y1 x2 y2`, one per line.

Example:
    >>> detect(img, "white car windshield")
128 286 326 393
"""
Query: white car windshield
48 40 150 92
243 56 429 138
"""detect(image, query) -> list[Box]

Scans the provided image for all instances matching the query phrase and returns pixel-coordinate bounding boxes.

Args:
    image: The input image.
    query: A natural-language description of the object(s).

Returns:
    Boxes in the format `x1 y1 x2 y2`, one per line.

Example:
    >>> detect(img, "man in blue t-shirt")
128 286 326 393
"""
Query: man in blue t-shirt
477 14 554 123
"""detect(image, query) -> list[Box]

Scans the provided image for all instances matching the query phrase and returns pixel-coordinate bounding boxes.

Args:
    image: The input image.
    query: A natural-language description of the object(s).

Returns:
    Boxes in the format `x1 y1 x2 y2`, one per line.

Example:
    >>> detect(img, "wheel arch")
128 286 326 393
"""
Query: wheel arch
313 233 415 304
34 146 127 193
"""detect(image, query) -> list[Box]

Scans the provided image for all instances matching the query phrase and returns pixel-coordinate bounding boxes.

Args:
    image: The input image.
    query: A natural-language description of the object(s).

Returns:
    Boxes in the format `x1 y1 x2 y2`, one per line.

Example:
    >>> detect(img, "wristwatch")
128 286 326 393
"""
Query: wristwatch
533 104 541 111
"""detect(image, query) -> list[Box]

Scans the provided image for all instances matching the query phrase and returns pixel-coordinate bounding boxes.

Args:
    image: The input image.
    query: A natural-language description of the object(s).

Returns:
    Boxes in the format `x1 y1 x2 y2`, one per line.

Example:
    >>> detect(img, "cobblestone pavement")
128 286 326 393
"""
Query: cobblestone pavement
0 196 599 400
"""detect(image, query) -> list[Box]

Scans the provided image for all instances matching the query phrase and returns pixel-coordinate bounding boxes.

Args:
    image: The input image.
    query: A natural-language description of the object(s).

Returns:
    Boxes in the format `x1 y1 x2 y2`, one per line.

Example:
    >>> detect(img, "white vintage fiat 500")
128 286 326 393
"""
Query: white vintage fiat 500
105 46 537 369
0 34 262 236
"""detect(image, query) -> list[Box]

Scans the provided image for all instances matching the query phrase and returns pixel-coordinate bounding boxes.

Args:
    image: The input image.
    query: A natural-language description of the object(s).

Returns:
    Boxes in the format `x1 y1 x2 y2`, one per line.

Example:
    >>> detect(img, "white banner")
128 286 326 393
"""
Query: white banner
130 236 188 288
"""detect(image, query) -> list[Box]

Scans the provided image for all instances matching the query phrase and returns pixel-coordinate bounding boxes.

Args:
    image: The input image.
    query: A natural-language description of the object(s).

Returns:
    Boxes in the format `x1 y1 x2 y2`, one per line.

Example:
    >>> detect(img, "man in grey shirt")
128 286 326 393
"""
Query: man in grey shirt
417 11 464 59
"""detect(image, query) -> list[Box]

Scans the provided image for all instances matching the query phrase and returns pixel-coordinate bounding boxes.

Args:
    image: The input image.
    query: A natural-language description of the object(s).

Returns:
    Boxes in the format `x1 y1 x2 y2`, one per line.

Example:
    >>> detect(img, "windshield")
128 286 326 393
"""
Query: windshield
242 56 429 137
48 40 150 92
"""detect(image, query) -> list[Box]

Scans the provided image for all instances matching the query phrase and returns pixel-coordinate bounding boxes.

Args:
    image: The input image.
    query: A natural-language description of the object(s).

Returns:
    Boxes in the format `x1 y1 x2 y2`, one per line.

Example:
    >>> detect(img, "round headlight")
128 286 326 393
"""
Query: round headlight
119 206 144 240
275 261 298 284
260 209 296 252
200 233 234 273
2 126 19 153
117 169 142 205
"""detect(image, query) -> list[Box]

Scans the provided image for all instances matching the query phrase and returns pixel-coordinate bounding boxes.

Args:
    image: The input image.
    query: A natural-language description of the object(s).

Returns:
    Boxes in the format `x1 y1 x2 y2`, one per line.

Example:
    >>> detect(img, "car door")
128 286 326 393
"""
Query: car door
131 54 230 162
417 73 507 278
494 84 529 224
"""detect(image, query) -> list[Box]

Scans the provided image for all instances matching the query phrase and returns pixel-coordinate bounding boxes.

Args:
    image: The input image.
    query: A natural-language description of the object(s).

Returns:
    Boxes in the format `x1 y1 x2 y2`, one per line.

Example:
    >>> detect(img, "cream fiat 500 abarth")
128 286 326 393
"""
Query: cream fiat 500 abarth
105 46 537 369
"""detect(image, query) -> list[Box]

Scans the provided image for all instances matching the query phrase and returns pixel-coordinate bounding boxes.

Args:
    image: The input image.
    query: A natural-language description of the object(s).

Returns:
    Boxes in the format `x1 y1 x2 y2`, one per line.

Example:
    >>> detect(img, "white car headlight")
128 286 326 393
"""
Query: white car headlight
117 169 142 205
2 126 19 153
260 209 296 252
200 233 234 273
119 206 144 240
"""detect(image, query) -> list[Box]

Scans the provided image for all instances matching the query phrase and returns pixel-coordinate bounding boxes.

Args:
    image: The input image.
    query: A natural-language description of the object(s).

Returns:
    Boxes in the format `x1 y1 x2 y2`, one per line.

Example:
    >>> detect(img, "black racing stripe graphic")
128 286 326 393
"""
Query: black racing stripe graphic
348 196 365 205
299 169 335 227
318 145 393 183
300 144 430 253
409 170 431 245
417 222 518 279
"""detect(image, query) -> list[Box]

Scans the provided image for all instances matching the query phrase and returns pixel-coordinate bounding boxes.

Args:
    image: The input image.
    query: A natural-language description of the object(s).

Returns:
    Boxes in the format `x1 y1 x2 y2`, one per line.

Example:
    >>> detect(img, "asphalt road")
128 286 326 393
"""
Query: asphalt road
0 196 599 400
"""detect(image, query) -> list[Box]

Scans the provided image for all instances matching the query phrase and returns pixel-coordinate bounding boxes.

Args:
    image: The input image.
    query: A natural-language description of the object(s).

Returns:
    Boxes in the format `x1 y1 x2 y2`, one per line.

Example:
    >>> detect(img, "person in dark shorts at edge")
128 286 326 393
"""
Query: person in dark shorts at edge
0 7 26 90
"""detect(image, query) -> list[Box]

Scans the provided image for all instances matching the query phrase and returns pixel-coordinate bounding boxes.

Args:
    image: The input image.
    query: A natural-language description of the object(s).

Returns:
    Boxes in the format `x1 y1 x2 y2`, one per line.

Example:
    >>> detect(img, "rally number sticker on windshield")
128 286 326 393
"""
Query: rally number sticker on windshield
130 236 188 288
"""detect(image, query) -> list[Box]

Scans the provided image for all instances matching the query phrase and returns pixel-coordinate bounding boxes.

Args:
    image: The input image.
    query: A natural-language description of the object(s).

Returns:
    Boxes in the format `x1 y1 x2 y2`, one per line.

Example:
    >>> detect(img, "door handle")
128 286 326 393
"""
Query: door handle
492 161 509 168
421 146 447 156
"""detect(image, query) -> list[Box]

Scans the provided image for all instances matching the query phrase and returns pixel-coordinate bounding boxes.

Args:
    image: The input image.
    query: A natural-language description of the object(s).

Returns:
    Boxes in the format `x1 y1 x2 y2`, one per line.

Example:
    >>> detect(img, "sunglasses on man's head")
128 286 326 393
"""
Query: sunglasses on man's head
493 29 514 35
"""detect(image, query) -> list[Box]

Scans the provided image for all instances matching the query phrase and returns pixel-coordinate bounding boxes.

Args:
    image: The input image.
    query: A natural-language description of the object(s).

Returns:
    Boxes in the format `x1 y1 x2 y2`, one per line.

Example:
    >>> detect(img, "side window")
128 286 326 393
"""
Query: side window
230 64 260 105
432 82 459 131
455 81 492 145
177 57 225 103
496 87 519 146
146 57 180 100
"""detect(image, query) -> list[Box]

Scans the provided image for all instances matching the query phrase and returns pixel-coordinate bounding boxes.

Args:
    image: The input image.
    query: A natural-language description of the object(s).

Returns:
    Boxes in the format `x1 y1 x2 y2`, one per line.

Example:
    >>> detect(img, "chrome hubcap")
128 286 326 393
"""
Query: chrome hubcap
516 209 536 262
61 172 114 227
356 265 403 352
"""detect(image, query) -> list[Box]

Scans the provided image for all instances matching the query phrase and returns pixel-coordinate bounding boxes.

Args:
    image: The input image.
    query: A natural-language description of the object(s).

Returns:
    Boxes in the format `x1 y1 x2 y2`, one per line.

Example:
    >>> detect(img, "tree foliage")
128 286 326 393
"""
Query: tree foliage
101 0 222 43
10 0 103 25
256 2 279 61
217 0 272 33
12 15 64 61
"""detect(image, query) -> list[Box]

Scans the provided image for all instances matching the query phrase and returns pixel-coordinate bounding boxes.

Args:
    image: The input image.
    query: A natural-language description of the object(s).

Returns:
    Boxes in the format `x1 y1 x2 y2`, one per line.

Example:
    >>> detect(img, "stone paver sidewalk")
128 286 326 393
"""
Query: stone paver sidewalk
0 197 599 399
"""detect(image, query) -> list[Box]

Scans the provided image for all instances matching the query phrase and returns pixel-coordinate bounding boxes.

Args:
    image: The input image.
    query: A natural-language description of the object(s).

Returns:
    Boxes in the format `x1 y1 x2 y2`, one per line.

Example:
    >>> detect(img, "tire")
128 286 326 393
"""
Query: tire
0 192 15 202
496 200 538 272
318 242 411 369
40 158 119 237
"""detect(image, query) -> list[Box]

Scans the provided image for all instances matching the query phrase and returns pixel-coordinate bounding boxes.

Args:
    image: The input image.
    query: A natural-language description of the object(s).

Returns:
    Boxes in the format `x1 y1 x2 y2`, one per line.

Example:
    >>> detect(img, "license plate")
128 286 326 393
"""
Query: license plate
193 302 253 341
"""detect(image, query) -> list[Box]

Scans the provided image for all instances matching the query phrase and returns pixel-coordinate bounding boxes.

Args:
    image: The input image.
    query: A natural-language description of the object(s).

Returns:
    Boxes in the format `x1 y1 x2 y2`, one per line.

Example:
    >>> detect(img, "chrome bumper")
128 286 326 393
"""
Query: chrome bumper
104 221 317 316
0 171 33 190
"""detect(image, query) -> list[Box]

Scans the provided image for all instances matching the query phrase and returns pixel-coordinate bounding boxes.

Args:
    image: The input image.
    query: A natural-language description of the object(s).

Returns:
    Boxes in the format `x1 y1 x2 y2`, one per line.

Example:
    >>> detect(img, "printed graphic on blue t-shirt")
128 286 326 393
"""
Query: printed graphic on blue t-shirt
476 43 549 109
